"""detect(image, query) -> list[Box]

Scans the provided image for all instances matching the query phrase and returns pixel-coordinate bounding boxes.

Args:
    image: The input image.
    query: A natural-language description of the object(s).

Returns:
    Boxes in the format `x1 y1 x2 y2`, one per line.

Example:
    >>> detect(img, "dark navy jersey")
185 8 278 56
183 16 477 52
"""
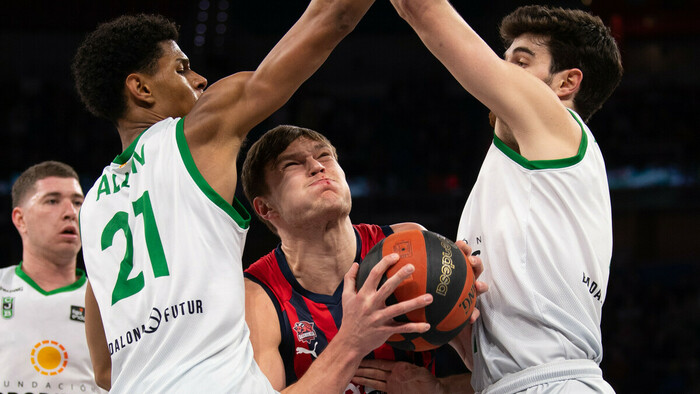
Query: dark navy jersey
245 223 435 393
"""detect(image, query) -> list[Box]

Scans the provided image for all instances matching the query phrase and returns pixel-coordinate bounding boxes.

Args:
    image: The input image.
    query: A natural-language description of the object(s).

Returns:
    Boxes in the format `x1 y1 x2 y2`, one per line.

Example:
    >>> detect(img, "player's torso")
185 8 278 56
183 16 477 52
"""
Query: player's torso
246 224 434 394
80 118 266 392
0 265 104 394
457 111 612 390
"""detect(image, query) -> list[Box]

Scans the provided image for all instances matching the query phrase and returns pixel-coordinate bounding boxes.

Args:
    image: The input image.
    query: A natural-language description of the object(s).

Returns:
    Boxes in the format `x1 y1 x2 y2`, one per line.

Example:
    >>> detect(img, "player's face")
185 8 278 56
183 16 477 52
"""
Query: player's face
149 40 207 118
504 33 556 87
490 33 558 127
13 177 84 261
264 137 351 226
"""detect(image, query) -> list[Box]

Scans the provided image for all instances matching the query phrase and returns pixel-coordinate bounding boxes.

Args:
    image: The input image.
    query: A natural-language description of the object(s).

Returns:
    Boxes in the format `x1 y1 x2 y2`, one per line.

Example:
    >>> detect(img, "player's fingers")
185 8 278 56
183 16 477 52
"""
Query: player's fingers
359 253 400 294
475 279 488 296
374 262 415 301
359 358 395 371
383 295 432 328
389 320 431 334
343 263 360 296
355 365 391 381
456 240 473 257
469 307 481 324
351 375 388 392
470 255 485 279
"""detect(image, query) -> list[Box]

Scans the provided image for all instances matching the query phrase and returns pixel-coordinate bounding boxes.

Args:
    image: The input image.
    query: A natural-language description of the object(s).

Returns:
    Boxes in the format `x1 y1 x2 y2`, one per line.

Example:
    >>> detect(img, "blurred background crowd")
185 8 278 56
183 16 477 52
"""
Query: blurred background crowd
1 0 698 392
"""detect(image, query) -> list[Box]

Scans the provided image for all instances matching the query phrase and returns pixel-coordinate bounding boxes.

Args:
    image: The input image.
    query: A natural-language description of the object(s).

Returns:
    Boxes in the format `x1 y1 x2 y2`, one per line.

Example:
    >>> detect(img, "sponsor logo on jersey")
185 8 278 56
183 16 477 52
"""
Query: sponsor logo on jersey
2 296 13 319
292 321 317 344
582 272 604 303
30 340 69 376
70 305 86 322
0 285 23 292
108 299 204 355
295 342 318 359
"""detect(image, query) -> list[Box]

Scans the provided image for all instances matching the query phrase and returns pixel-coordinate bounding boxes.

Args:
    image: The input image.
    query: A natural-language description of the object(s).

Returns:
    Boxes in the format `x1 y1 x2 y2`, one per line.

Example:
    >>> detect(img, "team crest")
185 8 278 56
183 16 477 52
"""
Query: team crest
2 297 13 319
293 321 317 344
70 305 86 322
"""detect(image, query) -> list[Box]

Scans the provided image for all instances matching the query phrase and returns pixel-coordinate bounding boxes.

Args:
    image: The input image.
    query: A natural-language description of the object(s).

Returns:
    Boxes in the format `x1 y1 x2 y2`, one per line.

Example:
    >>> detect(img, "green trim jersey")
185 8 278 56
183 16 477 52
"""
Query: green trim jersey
0 264 105 394
457 110 613 393
80 117 275 393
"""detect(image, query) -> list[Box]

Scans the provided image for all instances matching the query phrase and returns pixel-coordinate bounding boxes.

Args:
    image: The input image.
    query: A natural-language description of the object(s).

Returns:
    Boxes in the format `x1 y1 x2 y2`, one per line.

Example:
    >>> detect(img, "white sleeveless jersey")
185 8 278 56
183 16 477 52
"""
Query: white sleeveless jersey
457 110 612 393
80 117 275 393
0 264 106 394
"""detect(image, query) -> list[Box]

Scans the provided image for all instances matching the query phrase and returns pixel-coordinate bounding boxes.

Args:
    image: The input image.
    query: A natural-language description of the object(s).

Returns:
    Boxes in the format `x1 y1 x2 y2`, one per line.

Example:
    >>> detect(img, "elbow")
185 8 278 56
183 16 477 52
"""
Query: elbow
94 368 111 391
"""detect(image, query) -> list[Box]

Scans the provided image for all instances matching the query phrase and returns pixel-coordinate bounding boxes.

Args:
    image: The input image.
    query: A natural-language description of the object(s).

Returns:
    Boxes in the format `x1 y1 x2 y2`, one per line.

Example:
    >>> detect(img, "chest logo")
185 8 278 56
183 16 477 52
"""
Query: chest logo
70 305 86 322
31 340 69 376
293 321 317 344
2 297 13 319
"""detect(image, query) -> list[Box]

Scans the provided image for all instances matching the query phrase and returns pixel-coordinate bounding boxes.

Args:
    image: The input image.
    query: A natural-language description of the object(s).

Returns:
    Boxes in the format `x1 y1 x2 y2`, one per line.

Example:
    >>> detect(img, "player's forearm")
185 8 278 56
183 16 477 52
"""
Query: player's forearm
282 336 363 394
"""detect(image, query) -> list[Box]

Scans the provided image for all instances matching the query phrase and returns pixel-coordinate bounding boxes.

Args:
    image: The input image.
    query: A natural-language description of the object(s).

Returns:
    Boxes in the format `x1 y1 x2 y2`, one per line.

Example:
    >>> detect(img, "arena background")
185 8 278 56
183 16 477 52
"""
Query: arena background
1 0 698 392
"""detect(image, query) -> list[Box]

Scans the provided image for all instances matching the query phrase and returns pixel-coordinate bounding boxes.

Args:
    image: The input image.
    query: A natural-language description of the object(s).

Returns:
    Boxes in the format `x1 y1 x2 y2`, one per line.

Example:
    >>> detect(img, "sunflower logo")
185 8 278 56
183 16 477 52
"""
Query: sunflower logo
30 340 69 375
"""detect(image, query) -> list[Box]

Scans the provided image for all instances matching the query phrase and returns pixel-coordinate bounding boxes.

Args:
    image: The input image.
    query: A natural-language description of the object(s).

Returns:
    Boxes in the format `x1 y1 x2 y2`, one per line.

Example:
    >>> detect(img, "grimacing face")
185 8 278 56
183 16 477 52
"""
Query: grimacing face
259 137 352 229
13 176 84 261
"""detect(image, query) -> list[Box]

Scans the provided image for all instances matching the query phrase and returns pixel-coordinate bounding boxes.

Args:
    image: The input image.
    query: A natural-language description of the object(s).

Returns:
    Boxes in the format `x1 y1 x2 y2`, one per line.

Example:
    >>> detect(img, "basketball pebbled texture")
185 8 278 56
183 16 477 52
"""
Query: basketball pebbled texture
356 229 476 351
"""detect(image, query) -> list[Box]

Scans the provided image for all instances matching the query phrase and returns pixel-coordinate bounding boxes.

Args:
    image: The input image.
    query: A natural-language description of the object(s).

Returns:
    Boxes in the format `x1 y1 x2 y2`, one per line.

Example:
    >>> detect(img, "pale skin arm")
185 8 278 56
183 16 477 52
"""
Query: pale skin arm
388 0 581 160
85 281 111 391
184 0 375 203
246 253 433 393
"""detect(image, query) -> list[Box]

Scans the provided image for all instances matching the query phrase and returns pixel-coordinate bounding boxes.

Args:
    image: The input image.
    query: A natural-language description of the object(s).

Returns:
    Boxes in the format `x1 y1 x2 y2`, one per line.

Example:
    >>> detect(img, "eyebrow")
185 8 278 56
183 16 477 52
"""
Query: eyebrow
274 143 331 165
507 47 537 58
41 192 84 200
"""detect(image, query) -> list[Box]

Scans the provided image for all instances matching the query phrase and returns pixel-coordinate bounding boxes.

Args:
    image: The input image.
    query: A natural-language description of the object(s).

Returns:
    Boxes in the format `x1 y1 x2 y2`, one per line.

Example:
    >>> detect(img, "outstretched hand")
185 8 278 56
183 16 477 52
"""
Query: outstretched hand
339 253 433 358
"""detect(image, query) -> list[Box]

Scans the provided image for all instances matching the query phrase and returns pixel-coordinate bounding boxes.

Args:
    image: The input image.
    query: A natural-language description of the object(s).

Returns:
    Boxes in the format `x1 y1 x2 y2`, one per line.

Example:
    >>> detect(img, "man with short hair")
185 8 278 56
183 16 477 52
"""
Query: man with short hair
241 125 485 393
72 5 432 393
384 2 623 392
1 161 104 393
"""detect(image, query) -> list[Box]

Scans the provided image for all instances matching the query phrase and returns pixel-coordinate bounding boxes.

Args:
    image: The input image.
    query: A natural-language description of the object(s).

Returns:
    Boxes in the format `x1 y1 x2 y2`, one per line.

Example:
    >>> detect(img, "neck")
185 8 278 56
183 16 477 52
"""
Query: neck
117 109 168 150
21 250 78 292
279 217 356 295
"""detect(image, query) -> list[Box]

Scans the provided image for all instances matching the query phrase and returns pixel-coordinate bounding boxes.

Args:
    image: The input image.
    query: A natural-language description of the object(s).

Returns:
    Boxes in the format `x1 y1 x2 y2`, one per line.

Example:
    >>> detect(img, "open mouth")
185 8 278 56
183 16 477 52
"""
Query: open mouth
61 227 78 236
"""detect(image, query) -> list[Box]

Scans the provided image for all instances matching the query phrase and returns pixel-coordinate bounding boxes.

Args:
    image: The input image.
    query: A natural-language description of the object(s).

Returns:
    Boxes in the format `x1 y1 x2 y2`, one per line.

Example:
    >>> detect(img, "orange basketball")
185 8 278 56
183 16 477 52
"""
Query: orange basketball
356 229 476 351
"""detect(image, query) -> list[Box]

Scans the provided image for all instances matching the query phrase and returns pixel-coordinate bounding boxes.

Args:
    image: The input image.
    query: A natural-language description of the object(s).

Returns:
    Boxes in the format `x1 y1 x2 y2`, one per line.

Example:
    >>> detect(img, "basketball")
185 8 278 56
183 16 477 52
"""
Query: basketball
356 229 476 352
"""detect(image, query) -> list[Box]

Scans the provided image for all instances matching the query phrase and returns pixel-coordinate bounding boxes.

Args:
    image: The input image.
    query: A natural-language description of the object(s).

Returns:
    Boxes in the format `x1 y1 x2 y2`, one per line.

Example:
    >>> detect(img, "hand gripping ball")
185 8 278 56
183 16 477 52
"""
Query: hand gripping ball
356 229 476 351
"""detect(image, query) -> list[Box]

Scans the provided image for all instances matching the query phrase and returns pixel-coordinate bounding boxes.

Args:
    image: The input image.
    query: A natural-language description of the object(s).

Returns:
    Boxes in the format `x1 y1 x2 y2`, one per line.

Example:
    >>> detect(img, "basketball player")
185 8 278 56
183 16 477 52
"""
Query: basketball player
1 161 105 393
241 125 485 393
388 2 623 393
71 5 430 393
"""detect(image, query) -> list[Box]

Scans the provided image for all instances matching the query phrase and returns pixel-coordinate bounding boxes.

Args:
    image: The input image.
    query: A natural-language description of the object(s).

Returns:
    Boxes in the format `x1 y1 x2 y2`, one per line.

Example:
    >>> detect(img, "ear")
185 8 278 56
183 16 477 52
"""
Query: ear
125 73 156 107
253 196 275 220
555 68 583 101
11 207 26 234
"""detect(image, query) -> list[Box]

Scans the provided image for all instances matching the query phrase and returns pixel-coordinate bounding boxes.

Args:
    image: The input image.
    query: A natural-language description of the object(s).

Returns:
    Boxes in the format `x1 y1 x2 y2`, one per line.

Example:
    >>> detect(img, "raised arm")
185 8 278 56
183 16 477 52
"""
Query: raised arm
185 0 374 202
85 281 111 391
389 0 580 160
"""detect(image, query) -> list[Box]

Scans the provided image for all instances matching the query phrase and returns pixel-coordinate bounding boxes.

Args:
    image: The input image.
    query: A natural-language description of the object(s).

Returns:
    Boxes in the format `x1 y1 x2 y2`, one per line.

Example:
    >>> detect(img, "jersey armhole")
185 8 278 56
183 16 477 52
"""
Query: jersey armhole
244 272 297 385
175 117 251 229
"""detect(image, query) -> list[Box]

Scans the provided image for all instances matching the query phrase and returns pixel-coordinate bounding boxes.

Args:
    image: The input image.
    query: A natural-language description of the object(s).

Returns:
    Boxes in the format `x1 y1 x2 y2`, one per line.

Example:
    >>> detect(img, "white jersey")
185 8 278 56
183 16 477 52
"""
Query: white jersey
457 110 612 393
0 264 105 394
80 117 275 393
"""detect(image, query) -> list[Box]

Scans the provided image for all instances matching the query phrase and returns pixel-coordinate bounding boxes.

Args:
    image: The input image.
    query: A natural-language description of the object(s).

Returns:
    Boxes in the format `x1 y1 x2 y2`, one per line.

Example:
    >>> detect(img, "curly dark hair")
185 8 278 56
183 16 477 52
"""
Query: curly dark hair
12 161 80 208
500 6 623 122
72 14 179 123
241 125 338 234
